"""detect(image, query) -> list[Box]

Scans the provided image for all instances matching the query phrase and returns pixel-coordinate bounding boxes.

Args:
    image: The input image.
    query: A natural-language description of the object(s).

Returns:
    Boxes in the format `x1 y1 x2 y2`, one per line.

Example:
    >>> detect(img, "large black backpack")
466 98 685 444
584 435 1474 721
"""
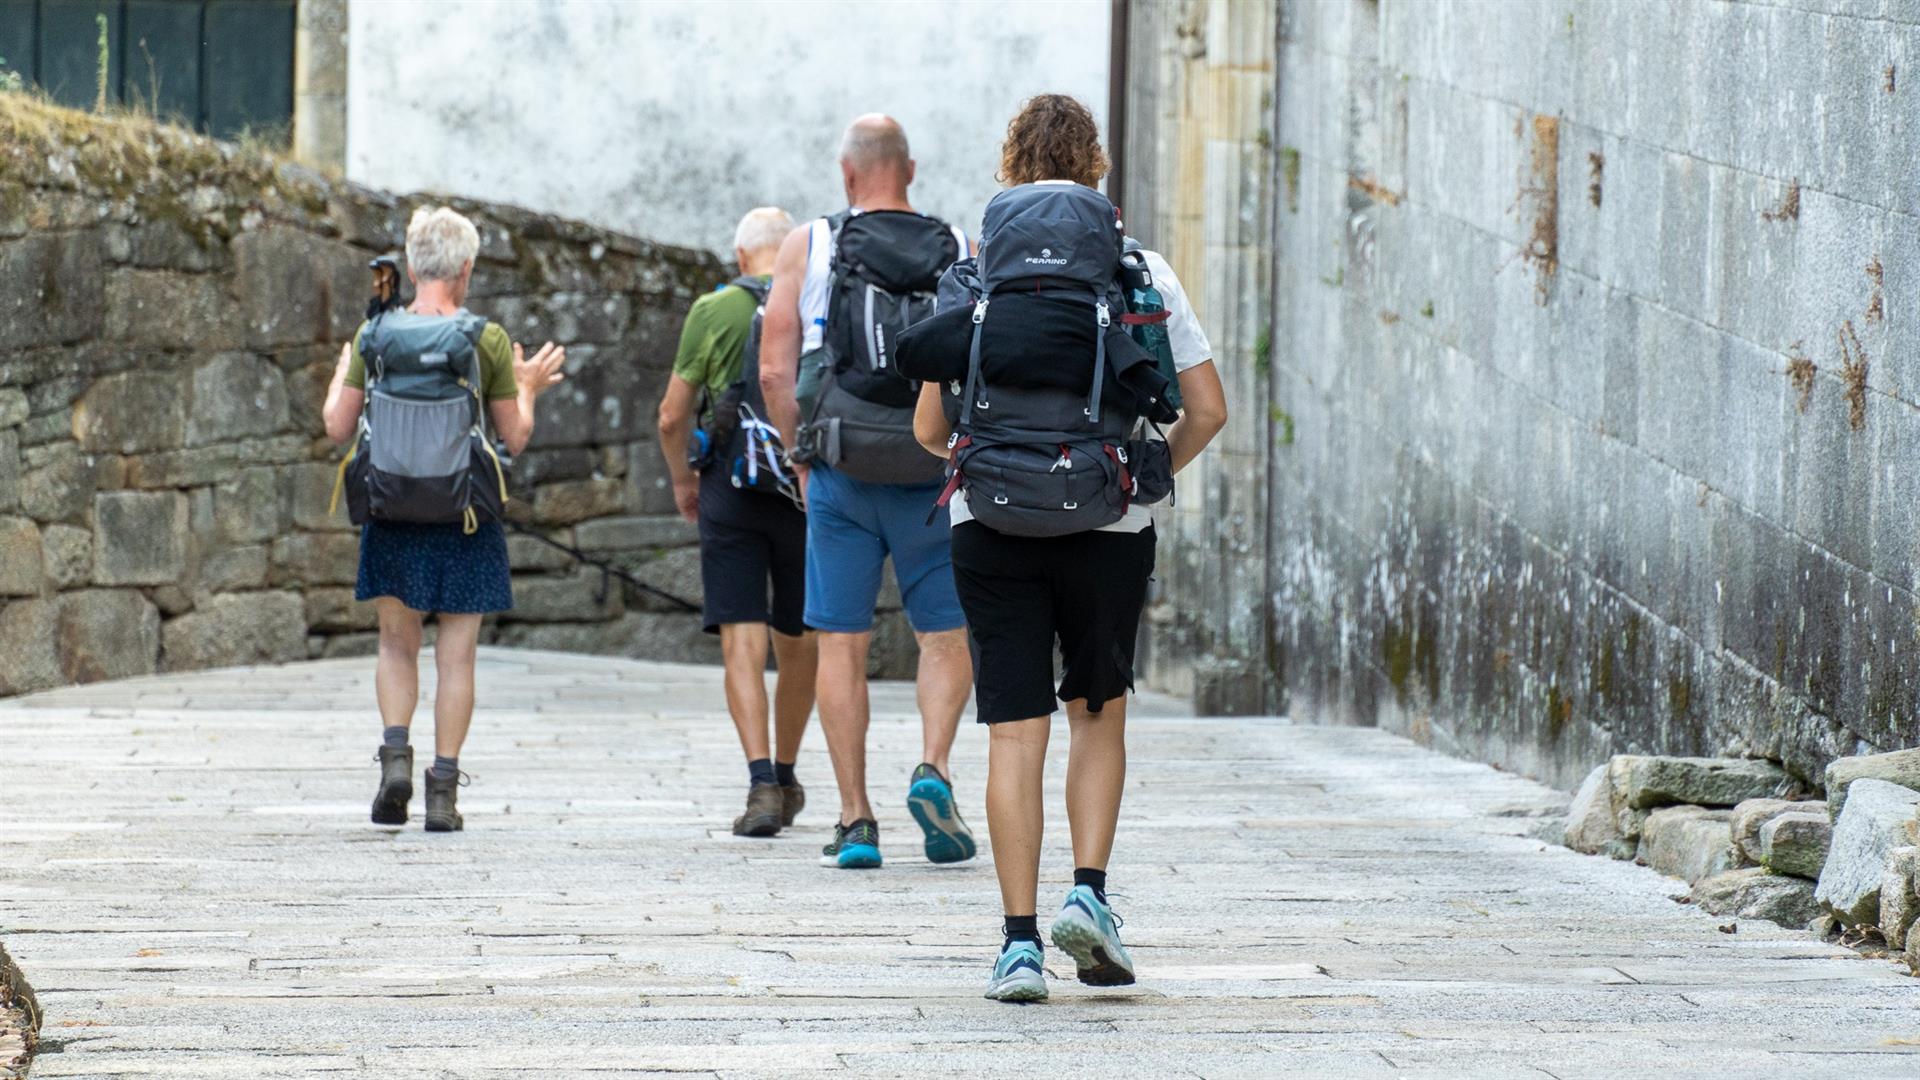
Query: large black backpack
930 184 1175 537
795 209 959 486
691 276 798 503
332 310 510 532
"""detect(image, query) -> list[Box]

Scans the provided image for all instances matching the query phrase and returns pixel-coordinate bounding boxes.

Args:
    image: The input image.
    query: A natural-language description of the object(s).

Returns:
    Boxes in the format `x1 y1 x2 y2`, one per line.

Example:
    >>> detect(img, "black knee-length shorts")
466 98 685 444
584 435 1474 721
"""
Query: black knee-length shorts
950 520 1156 724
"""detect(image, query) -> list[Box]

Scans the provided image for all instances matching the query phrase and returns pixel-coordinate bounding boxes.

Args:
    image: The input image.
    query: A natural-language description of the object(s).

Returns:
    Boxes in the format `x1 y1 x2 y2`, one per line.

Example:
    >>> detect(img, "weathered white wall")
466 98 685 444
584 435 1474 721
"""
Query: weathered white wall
346 0 1110 254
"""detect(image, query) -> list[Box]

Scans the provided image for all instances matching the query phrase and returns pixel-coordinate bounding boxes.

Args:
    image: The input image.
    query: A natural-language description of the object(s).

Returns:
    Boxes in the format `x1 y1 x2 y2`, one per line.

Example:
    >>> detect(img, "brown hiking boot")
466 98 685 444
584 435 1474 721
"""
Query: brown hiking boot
733 782 784 837
371 746 413 825
423 768 464 832
780 781 805 826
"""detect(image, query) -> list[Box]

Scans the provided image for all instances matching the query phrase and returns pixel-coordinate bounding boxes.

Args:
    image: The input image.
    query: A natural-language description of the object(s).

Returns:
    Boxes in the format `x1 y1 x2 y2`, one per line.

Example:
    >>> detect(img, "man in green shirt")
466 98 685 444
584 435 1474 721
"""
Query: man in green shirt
656 207 818 838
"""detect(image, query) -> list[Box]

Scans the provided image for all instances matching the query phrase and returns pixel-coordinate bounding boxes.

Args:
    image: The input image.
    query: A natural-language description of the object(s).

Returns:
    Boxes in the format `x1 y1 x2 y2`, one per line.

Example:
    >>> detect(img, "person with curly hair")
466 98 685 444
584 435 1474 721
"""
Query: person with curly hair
914 93 1228 1002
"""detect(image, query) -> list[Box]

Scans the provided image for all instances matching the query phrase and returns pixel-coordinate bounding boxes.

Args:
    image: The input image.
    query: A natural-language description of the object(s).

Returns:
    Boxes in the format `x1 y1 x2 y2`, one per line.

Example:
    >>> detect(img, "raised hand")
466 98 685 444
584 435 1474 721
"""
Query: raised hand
513 341 568 398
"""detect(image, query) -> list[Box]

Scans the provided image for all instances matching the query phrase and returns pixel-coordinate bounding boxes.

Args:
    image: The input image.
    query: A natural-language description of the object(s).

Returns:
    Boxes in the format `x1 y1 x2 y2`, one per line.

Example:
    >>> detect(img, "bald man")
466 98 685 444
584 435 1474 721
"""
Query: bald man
658 206 818 838
759 115 978 870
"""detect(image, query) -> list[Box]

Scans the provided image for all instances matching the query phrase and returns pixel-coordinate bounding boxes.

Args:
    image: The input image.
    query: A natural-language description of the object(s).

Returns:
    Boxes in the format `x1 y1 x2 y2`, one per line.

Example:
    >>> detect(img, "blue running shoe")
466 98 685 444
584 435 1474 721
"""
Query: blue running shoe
819 818 882 869
1050 885 1135 986
907 763 977 864
984 938 1048 1002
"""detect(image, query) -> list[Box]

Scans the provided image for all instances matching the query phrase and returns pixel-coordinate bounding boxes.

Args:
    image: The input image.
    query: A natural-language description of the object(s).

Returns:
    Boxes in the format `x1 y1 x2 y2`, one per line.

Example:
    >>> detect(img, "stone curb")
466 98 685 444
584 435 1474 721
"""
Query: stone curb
0 939 39 1079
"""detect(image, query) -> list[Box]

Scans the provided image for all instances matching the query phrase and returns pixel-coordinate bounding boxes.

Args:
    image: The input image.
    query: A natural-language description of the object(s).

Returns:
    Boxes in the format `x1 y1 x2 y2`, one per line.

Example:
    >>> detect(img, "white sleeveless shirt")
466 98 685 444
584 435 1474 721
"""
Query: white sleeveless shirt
799 212 969 352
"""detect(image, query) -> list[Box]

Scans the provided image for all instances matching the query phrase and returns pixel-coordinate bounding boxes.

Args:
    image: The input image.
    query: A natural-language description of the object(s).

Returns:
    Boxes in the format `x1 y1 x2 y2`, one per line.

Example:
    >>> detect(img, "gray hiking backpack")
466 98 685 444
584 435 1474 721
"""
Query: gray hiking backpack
332 310 511 532
793 209 961 486
931 183 1172 537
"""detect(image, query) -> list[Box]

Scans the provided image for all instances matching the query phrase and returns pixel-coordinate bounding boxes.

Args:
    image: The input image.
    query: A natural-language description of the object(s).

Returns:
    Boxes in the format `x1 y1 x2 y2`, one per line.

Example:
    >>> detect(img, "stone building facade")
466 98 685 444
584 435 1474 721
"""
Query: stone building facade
0 95 919 697
1122 0 1920 791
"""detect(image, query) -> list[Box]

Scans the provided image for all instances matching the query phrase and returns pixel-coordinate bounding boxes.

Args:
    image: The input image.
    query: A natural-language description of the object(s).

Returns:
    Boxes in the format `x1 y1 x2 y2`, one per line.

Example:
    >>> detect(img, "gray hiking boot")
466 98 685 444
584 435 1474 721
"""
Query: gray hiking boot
423 768 464 833
780 781 806 826
734 782 784 837
371 746 413 825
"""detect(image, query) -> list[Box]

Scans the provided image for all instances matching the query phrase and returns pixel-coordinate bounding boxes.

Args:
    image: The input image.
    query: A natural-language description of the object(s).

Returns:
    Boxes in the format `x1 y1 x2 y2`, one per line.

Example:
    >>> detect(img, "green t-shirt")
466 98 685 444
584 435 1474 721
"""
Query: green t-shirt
344 318 518 401
672 279 765 397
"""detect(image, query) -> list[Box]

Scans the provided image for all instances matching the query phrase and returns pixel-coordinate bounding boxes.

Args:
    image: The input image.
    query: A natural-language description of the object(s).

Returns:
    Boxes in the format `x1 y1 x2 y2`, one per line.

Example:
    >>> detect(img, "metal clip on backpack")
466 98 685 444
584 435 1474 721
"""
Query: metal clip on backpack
329 310 511 533
932 183 1150 537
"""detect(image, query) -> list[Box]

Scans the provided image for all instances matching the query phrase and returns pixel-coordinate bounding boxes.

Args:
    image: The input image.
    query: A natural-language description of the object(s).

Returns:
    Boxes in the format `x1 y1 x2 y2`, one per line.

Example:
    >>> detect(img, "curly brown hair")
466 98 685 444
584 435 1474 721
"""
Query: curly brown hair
998 94 1109 188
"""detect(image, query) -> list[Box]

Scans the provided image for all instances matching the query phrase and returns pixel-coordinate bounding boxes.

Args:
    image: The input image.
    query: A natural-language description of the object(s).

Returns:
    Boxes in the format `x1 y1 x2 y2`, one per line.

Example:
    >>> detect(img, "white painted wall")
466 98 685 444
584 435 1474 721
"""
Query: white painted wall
346 0 1110 255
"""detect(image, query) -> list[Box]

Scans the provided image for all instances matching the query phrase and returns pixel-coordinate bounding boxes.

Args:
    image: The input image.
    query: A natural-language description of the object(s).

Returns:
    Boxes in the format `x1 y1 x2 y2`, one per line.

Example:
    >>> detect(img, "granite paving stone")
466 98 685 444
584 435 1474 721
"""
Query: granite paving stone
2 648 1919 1078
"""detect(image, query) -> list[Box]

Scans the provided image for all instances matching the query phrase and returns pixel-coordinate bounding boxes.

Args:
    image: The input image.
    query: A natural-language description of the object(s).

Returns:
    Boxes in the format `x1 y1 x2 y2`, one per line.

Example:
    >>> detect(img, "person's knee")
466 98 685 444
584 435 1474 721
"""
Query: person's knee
988 716 1050 750
378 618 423 658
719 623 770 668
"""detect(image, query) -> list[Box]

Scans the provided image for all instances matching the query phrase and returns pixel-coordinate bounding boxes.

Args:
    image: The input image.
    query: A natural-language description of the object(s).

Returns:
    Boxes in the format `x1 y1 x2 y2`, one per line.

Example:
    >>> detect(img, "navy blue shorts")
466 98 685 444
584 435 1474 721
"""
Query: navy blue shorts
355 520 512 615
802 463 964 634
698 472 808 636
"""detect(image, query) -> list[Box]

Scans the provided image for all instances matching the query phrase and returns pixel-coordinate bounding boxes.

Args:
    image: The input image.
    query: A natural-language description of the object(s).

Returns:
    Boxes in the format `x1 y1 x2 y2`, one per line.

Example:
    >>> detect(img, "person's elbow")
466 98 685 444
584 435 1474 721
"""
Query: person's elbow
1193 396 1228 438
657 398 687 436
322 409 354 446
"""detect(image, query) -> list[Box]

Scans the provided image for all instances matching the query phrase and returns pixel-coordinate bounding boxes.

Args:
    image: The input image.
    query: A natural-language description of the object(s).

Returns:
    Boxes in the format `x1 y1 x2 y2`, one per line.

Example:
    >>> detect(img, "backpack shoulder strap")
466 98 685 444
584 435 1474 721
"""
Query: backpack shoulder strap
727 274 772 304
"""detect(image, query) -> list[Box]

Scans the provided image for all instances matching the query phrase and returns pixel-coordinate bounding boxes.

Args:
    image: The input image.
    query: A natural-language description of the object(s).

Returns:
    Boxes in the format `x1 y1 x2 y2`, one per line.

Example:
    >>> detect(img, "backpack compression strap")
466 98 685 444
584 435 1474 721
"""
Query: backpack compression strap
1119 310 1170 326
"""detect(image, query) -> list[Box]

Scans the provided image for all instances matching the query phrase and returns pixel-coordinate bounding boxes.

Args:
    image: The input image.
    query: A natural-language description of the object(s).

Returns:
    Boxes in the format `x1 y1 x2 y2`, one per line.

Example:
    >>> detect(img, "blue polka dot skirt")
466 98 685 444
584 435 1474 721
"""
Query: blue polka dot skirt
355 520 513 614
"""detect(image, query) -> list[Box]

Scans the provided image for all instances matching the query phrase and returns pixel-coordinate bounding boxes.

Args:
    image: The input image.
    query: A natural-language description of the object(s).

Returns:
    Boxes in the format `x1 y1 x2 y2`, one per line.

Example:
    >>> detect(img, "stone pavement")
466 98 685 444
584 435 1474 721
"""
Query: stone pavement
2 649 1918 1079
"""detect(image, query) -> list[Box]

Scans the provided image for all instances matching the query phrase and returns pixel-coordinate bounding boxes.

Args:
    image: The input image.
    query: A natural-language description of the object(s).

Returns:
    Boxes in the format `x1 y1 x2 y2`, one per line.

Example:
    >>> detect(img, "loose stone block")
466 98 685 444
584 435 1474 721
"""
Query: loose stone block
93 491 188 585
0 515 41 595
1826 749 1920 819
1637 805 1739 883
160 591 308 671
1880 847 1920 951
1759 811 1832 880
1730 798 1823 864
1611 754 1790 810
40 523 92 588
55 589 160 683
73 374 188 454
1564 763 1624 854
1816 779 1920 926
1689 867 1824 929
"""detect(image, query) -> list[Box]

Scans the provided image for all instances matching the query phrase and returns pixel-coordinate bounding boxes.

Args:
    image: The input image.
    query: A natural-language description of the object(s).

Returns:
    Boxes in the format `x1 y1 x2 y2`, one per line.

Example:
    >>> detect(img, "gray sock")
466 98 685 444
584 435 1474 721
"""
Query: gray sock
429 755 458 780
382 726 409 749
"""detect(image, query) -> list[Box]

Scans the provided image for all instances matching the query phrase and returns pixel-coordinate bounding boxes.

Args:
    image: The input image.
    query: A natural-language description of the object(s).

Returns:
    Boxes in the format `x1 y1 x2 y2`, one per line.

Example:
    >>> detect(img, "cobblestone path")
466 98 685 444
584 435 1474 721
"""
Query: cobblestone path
3 649 1918 1077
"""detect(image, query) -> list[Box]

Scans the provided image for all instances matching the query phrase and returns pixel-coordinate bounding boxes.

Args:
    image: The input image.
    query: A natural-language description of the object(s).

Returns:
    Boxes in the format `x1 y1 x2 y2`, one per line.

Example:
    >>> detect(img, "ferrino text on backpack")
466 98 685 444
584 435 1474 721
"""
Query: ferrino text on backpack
329 310 510 533
932 183 1180 538
793 209 961 485
690 276 799 505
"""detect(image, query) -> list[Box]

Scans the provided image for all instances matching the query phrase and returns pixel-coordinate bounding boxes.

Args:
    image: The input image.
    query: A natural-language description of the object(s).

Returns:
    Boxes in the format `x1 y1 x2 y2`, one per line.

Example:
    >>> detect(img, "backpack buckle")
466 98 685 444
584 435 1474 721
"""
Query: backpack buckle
1096 302 1111 328
972 300 989 324
993 495 1009 505
1063 501 1079 510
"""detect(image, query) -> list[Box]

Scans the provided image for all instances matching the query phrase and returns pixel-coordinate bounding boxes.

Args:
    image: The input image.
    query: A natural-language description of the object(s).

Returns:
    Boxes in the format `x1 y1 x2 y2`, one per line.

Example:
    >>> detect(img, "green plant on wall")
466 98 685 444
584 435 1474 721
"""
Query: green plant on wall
95 13 111 112
0 57 21 93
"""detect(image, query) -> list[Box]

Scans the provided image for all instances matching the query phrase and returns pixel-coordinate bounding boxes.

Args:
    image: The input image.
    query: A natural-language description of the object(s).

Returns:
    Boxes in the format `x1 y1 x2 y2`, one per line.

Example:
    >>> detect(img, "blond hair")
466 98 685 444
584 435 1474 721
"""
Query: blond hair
405 206 480 282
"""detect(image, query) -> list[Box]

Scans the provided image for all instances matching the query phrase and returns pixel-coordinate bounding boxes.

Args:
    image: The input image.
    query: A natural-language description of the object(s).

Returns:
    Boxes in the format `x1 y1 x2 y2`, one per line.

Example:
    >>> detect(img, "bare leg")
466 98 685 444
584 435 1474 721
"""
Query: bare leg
815 631 874 824
1064 695 1129 872
719 623 773 762
430 613 483 760
770 629 818 765
914 627 971 778
986 716 1051 917
374 599 424 733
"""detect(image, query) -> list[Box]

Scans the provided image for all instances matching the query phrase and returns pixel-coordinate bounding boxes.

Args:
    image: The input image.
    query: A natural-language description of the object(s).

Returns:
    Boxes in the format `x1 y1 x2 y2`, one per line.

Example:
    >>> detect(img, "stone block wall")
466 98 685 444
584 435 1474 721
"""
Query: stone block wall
0 96 916 697
1125 0 1920 791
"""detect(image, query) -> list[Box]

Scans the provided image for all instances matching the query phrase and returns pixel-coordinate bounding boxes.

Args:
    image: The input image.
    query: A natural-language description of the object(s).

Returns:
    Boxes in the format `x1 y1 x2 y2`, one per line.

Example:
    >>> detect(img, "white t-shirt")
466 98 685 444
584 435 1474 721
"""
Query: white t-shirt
948 247 1213 533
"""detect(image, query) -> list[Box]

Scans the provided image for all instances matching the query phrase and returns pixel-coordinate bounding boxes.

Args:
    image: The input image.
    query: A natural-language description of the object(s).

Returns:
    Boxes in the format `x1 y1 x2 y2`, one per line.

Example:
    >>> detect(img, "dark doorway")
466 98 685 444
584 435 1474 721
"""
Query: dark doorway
0 0 296 142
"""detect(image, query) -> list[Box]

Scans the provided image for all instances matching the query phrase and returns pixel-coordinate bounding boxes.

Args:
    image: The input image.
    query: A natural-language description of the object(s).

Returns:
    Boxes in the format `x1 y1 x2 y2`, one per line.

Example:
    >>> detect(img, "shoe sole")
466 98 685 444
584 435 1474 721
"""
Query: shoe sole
1051 908 1136 987
370 777 412 826
907 777 977 864
984 973 1049 1002
821 842 882 869
423 817 462 833
734 813 781 838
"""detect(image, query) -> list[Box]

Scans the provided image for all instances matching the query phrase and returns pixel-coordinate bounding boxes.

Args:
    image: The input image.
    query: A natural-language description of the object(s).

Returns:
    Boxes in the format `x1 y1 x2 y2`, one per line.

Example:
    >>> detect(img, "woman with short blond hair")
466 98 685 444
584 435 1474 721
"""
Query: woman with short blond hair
322 205 568 833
